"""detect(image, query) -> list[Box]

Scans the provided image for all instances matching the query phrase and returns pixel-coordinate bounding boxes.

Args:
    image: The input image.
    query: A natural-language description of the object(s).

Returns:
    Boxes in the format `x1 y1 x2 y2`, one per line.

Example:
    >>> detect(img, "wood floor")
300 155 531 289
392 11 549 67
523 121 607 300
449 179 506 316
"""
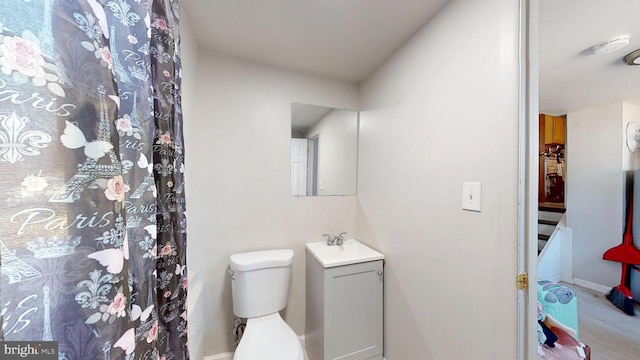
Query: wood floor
563 283 640 360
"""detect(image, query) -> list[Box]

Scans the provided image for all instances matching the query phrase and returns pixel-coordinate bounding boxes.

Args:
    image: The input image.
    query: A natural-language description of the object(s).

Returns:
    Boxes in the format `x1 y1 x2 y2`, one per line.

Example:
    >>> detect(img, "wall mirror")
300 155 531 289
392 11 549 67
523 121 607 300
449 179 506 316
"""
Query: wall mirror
290 103 358 196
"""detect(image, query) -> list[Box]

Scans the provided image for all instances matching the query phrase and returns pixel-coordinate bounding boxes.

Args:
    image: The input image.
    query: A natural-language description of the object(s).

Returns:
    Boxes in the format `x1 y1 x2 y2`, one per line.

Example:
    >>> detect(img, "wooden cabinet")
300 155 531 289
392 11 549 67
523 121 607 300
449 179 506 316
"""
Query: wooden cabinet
543 114 566 145
305 252 383 360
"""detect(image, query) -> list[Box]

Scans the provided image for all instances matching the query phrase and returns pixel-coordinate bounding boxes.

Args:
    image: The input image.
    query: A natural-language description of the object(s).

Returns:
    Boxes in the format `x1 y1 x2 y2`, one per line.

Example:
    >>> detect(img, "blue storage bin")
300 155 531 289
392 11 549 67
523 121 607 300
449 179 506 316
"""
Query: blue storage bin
537 280 579 340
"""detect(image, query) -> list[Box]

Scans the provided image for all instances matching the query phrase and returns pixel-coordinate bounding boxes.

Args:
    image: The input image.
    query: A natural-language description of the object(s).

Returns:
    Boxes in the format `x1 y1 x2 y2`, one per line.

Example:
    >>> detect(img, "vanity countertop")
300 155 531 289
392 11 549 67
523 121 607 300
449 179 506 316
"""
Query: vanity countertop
305 239 383 268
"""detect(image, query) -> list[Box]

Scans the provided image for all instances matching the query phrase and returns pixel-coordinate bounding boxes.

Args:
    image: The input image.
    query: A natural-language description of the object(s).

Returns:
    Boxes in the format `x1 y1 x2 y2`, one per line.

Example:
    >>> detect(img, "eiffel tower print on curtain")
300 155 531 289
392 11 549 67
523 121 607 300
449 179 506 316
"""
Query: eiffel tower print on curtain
49 86 121 203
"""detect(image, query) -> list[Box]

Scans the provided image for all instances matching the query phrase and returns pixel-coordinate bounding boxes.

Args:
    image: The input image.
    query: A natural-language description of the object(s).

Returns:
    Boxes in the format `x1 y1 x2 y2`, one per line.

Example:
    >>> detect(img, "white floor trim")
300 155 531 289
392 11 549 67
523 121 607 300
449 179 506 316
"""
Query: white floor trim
572 277 611 294
204 354 233 360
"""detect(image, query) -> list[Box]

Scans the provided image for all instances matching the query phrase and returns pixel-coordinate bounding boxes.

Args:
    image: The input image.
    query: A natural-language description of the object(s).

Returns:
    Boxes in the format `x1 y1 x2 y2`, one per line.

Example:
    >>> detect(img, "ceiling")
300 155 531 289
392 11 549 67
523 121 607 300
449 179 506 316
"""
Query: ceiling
183 0 640 115
540 0 640 114
182 0 450 83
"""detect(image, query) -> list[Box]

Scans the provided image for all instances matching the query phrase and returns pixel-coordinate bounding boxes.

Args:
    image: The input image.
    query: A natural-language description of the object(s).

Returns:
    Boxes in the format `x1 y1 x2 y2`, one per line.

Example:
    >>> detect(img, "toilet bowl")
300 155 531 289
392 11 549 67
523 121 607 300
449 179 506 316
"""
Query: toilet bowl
234 313 305 359
229 249 304 360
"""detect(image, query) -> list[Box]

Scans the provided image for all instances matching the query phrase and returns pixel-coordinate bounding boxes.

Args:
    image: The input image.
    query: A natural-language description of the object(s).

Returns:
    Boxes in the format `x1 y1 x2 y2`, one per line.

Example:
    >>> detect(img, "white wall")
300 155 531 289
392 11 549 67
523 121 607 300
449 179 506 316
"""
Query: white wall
179 10 206 360
567 102 640 289
307 109 358 195
183 52 360 355
356 1 521 359
566 103 625 288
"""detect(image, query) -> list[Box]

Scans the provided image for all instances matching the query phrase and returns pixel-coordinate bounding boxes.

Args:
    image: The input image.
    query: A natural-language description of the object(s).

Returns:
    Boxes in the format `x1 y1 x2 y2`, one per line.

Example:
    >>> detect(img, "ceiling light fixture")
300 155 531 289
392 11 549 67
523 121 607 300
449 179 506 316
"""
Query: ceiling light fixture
591 35 630 55
623 49 640 66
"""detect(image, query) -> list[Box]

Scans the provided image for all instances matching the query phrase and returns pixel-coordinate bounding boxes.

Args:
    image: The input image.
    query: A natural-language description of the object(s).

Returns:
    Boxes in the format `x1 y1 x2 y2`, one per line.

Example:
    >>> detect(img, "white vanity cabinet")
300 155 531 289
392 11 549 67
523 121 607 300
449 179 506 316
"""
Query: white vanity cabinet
305 250 383 360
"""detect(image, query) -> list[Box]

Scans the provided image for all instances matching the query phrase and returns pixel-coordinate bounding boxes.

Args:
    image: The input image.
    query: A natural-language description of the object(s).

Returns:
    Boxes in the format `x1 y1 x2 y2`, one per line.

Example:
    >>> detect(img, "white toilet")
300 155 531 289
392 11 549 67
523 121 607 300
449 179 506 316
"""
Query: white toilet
229 249 305 360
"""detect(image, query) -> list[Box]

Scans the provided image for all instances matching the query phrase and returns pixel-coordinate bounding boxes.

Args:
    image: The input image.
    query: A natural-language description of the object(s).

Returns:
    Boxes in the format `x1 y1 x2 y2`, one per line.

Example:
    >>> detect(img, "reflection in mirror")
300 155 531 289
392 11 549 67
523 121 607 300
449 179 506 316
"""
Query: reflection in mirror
291 103 358 196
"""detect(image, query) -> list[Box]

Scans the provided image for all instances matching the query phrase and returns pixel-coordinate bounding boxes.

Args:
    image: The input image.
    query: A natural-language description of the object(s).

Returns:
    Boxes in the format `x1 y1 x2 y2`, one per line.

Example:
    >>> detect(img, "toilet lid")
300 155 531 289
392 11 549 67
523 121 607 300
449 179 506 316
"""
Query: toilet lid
234 313 304 360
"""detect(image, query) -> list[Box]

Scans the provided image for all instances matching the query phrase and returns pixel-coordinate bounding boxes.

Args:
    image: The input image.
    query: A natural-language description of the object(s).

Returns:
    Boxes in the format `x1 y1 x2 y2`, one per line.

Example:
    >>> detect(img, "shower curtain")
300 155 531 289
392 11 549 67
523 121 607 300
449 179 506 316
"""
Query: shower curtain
0 0 188 359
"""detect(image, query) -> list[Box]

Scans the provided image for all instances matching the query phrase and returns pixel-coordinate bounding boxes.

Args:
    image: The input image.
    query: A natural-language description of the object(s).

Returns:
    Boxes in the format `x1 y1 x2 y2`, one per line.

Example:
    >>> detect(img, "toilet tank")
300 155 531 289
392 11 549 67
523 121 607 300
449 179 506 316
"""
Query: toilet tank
229 249 294 318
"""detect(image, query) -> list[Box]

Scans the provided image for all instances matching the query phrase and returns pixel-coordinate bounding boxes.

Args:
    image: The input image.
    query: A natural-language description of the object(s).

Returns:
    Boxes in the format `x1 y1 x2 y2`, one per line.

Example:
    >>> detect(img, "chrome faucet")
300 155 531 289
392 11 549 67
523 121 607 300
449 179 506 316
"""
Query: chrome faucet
322 234 335 245
322 232 347 246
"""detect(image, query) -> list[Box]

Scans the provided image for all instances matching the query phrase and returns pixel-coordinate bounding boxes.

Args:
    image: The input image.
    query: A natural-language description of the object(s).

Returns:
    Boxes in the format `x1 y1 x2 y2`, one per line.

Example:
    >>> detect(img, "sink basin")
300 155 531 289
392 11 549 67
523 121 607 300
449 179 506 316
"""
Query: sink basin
306 239 384 268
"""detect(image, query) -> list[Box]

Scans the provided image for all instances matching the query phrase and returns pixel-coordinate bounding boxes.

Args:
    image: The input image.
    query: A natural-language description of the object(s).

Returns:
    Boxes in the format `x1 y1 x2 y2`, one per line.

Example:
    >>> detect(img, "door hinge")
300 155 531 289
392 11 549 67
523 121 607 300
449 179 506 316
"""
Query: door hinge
516 272 528 290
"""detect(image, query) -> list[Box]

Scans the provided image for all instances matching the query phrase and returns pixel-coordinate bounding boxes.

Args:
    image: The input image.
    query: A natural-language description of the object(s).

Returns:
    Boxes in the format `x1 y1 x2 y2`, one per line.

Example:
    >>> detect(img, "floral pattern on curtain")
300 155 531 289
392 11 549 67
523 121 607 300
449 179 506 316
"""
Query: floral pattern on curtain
0 0 188 359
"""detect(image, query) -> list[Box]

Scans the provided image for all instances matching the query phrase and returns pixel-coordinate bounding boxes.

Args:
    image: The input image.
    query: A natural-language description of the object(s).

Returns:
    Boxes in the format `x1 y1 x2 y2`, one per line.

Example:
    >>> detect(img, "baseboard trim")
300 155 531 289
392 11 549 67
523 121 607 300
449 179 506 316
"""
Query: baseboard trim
560 274 573 284
543 274 574 284
204 353 233 360
573 278 610 294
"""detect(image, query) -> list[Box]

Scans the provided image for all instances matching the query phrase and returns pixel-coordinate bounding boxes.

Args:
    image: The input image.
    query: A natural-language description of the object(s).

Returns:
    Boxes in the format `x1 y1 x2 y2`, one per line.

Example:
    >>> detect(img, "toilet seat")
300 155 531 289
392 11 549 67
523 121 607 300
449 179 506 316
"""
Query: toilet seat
234 312 305 360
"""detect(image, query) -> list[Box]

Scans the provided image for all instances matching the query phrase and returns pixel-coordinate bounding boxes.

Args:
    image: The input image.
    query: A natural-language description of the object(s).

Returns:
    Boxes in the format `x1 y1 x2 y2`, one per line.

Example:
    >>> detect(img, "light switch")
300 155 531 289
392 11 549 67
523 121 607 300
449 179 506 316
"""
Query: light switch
462 182 482 212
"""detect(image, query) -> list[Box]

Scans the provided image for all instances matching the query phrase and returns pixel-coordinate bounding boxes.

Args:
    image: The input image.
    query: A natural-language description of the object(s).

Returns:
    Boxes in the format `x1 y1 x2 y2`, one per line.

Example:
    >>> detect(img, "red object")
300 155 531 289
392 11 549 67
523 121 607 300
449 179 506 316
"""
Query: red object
603 200 640 265
604 195 638 315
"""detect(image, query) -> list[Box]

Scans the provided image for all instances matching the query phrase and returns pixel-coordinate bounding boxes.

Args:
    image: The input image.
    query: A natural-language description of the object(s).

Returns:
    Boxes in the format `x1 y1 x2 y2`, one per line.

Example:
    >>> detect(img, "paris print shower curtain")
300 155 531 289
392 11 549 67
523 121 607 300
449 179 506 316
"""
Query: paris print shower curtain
0 0 188 358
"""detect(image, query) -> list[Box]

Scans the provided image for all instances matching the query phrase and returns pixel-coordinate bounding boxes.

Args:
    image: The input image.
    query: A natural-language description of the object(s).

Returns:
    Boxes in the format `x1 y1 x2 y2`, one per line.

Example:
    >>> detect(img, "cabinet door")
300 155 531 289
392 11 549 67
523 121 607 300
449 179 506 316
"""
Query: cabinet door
325 260 383 360
552 116 565 144
542 114 565 145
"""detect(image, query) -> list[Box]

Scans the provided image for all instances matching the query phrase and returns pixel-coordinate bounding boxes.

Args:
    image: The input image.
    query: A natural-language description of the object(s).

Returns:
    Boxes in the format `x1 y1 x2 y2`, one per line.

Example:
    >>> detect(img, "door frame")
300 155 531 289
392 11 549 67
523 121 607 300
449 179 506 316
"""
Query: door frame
518 0 539 359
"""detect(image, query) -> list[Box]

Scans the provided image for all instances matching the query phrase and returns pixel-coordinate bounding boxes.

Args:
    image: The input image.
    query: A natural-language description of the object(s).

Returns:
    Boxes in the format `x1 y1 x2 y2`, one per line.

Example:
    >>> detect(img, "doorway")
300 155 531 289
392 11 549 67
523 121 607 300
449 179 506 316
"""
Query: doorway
538 114 566 206
530 1 640 358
